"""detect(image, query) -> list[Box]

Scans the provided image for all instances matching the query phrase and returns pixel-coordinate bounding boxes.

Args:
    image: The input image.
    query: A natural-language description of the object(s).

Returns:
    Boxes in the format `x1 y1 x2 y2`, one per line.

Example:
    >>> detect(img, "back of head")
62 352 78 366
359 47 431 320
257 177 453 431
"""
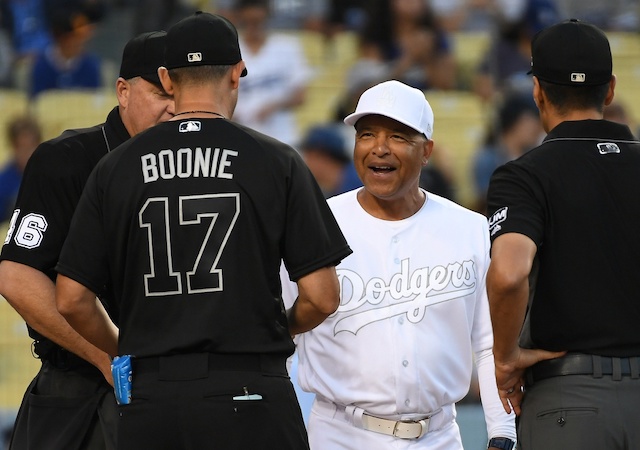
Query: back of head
529 18 612 112
164 11 248 83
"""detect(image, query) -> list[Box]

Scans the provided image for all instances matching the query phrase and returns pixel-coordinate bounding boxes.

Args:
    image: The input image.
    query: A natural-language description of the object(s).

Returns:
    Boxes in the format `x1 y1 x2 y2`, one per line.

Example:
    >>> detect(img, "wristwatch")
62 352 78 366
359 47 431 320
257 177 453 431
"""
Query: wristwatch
488 437 516 450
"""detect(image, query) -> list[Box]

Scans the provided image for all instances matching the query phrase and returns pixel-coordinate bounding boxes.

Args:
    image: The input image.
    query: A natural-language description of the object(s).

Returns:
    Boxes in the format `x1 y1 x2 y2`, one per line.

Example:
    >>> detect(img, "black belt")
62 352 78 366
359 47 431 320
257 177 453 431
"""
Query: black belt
33 340 93 370
527 353 640 386
133 352 288 380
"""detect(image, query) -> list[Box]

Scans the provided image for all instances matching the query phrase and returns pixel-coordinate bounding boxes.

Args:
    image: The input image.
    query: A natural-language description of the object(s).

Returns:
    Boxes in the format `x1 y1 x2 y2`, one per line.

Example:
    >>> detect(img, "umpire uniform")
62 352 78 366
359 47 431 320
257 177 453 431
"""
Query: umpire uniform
56 12 352 450
0 32 167 450
487 20 640 449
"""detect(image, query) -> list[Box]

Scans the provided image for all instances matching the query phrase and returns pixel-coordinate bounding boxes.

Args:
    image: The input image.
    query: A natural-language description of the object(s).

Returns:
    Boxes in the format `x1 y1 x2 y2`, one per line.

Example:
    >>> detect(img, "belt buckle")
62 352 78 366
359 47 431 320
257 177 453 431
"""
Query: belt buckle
392 418 429 439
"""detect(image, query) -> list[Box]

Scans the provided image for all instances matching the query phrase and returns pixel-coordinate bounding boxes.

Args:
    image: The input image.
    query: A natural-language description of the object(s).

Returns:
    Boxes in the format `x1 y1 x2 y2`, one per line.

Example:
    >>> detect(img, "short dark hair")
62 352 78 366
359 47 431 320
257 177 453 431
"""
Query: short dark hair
168 65 233 85
539 79 610 115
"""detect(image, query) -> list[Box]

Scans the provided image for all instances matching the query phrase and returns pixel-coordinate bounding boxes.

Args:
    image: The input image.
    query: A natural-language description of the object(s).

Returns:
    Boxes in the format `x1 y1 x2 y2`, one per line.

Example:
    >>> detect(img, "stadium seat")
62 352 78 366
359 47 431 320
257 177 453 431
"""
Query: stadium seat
32 89 118 141
451 31 491 89
608 32 640 60
613 58 640 125
425 90 489 208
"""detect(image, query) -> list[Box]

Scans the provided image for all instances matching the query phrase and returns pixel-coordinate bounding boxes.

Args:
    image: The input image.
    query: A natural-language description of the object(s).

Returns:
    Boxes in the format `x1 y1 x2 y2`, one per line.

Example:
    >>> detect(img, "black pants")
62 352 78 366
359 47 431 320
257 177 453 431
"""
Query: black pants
519 355 640 449
9 359 117 450
119 353 310 450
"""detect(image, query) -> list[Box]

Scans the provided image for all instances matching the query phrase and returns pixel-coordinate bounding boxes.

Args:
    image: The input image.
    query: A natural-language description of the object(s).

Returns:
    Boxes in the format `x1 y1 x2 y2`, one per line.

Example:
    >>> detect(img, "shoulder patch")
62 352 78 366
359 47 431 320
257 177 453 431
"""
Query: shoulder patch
13 212 48 249
488 207 508 236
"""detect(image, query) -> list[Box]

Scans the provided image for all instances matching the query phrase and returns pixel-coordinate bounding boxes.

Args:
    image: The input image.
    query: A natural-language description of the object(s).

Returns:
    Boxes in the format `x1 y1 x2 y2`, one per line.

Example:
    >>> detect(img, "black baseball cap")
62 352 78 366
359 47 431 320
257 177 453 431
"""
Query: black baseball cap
119 31 166 84
529 18 612 86
164 11 247 77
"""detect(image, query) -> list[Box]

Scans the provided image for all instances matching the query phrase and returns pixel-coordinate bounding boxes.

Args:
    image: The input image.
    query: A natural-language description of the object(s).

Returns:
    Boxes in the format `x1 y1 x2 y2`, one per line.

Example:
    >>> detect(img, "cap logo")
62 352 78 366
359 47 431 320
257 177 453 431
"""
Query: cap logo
187 52 202 63
571 73 586 83
378 85 396 110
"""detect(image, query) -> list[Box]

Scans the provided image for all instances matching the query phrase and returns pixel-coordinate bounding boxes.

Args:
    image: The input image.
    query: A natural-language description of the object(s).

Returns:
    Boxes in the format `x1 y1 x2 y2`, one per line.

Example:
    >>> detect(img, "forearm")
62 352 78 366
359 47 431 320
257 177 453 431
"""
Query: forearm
0 261 114 374
486 234 536 363
55 274 119 358
287 266 340 336
487 276 529 363
286 298 333 336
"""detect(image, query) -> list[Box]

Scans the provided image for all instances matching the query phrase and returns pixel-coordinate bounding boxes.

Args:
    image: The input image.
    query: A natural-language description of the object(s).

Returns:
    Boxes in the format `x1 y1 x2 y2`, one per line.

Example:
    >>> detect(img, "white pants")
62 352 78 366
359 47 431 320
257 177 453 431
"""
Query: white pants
308 398 463 450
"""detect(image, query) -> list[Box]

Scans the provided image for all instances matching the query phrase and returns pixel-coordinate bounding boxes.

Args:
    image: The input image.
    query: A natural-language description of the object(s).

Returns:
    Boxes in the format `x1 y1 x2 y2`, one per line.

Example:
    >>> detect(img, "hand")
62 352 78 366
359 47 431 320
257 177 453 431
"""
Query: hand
96 353 115 387
496 347 566 415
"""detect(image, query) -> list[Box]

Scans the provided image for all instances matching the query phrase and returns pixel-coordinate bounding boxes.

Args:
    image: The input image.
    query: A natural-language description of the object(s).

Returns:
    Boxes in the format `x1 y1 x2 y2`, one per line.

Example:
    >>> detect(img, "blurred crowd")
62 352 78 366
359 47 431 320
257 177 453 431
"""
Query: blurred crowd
0 0 638 215
0 0 637 424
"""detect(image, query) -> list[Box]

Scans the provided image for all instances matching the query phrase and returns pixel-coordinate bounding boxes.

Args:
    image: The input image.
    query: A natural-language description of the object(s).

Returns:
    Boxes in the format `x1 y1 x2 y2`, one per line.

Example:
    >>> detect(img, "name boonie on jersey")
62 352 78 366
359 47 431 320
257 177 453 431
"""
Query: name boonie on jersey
141 147 237 183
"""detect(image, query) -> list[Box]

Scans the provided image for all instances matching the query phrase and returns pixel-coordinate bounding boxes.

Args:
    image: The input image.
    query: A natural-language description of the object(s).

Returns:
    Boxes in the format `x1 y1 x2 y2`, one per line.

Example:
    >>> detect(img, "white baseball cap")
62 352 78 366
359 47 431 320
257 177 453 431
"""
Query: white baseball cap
343 80 434 139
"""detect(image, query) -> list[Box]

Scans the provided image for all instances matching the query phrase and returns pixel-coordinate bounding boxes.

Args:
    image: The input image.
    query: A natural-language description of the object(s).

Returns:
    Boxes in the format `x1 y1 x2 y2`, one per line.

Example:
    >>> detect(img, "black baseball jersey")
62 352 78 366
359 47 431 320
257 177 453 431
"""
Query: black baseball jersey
487 119 640 357
57 118 352 358
1 107 130 343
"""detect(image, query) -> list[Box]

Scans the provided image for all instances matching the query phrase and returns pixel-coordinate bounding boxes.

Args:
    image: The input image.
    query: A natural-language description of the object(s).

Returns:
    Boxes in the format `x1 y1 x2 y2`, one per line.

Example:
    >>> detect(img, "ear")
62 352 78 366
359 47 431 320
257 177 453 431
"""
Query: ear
115 77 130 109
230 61 246 89
532 76 543 109
422 138 434 167
604 74 616 106
158 67 173 95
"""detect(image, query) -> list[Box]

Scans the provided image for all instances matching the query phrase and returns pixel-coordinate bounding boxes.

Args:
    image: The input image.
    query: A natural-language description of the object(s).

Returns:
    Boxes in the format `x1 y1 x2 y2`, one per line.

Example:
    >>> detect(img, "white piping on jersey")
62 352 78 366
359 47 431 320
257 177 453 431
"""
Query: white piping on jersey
543 137 640 144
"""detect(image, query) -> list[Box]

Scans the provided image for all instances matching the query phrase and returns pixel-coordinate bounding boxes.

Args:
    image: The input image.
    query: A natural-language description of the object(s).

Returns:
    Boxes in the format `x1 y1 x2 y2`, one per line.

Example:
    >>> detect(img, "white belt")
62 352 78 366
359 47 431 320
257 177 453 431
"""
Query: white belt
314 397 453 440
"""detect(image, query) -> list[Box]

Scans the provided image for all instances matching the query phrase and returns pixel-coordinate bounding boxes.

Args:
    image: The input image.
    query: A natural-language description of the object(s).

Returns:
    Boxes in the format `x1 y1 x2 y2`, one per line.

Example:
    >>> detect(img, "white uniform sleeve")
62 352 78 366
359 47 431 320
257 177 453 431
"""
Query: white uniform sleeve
279 262 299 309
474 216 516 441
476 341 517 441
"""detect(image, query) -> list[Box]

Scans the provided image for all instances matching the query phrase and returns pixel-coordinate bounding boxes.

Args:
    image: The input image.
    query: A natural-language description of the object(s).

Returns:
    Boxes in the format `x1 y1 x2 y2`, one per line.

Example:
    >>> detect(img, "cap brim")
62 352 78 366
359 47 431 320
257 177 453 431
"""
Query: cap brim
344 110 424 136
140 73 161 85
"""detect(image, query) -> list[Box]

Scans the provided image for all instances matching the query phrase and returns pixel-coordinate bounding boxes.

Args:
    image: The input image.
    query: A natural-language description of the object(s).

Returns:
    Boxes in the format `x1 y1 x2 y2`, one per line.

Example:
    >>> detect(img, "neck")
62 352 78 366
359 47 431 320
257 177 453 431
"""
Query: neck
173 110 226 119
357 188 426 221
544 109 603 133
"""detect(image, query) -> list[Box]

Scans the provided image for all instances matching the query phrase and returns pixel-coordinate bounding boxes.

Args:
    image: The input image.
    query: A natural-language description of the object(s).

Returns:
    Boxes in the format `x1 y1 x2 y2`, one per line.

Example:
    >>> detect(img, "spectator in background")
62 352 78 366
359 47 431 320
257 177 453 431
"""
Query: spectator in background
604 100 638 137
419 156 457 202
230 0 312 147
555 0 639 31
352 0 458 91
0 0 51 58
131 0 195 35
324 0 367 35
29 1 105 98
473 0 559 101
300 124 361 198
428 0 497 32
472 91 542 213
0 115 41 222
214 0 329 31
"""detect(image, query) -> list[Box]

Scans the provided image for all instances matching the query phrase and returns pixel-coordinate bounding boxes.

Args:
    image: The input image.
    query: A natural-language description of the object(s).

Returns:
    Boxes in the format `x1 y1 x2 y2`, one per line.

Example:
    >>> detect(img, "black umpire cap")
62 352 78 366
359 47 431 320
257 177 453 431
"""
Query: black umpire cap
119 31 167 84
164 11 248 77
529 18 612 86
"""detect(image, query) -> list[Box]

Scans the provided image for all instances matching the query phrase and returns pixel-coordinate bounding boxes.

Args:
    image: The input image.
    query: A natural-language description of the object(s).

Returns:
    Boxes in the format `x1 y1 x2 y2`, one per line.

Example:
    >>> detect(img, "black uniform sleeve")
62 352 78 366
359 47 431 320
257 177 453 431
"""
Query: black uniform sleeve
486 161 546 247
56 164 109 296
281 153 352 281
0 142 85 277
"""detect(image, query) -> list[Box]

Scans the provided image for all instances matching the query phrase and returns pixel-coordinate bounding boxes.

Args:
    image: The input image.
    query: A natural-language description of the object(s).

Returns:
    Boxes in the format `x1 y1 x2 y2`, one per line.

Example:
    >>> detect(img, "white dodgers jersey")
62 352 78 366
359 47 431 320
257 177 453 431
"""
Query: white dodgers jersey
288 189 494 418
